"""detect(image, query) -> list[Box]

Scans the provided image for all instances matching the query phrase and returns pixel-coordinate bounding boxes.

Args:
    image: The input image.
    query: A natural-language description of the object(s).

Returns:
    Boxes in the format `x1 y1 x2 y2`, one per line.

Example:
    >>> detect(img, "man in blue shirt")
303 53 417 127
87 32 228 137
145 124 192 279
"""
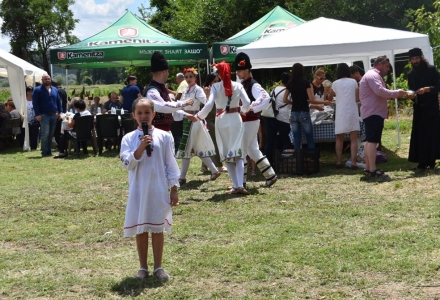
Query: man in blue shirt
32 74 62 156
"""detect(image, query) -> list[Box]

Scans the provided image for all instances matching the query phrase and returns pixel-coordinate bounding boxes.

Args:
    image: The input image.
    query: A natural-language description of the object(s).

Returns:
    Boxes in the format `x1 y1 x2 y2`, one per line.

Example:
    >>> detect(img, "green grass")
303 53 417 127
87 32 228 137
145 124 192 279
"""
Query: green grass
1 117 440 299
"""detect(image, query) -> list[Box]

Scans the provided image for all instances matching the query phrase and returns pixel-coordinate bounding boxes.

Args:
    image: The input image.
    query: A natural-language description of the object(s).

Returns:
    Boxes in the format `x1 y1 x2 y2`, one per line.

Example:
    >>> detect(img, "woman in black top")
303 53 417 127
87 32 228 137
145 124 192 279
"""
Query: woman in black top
282 63 316 150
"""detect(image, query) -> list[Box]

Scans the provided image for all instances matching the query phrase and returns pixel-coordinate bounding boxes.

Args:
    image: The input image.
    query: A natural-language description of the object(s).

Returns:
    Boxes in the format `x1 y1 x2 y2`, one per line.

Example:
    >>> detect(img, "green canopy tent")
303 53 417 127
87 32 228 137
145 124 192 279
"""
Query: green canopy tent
49 11 209 69
211 6 305 63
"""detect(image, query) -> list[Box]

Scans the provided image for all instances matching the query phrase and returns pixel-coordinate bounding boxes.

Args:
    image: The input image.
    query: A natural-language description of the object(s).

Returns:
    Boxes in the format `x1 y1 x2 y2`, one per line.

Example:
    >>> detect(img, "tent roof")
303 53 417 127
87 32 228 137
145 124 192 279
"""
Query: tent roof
0 49 46 150
212 6 304 62
238 17 433 69
49 11 208 69
0 48 47 87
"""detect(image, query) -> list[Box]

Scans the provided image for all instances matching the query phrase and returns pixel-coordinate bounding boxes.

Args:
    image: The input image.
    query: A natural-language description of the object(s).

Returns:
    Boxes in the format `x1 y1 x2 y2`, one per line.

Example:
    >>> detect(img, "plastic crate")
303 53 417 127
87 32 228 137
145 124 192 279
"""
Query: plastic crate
274 151 299 174
298 148 320 174
274 148 320 174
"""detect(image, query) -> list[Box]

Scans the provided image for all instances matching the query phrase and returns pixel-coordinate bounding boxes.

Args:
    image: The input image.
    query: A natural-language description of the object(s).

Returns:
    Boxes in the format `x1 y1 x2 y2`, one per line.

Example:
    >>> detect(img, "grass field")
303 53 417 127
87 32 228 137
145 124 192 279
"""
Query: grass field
1 117 440 299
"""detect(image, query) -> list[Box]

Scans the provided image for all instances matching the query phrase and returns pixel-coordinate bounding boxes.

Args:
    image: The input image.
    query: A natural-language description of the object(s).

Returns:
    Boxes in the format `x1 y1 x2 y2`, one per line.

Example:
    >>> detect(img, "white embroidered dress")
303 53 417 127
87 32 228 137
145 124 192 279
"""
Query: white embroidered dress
175 84 216 159
196 81 251 162
120 127 180 236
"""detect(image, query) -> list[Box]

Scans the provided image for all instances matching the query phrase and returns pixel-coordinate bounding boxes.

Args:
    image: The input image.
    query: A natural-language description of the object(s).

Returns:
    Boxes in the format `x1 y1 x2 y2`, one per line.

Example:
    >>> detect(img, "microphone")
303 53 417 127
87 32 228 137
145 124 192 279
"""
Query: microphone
141 121 151 157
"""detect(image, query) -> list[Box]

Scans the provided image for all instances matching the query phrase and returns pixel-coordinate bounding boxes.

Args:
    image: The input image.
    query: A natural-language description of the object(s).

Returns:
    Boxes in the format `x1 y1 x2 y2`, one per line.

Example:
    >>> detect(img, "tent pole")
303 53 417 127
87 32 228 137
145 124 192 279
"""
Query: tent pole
65 69 68 101
198 62 201 84
50 64 53 77
206 59 209 74
391 50 401 147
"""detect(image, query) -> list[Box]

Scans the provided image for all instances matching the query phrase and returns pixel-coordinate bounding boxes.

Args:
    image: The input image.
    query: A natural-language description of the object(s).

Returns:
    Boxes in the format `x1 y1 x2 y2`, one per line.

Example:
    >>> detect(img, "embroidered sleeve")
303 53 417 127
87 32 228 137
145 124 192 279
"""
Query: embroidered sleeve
147 89 185 113
120 134 143 171
249 83 270 112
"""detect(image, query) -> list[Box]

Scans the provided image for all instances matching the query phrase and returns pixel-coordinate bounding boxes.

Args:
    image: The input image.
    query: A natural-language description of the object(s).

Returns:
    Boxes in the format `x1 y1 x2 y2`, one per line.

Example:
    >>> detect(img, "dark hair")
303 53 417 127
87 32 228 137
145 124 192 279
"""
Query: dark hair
287 63 305 91
74 99 86 110
203 73 217 87
336 63 351 79
132 98 154 113
349 66 359 75
125 75 137 85
281 72 290 85
51 80 58 87
26 86 34 92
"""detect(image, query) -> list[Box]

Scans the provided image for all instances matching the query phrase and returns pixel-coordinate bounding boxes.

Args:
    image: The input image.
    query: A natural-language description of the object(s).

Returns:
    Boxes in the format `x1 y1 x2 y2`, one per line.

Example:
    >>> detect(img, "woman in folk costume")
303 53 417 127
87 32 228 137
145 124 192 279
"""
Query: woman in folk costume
188 62 251 195
175 67 221 184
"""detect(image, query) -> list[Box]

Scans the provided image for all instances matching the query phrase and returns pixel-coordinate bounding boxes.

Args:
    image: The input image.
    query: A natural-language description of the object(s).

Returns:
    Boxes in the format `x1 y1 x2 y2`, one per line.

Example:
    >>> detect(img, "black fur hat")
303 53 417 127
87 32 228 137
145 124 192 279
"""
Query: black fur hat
235 52 252 70
151 51 169 72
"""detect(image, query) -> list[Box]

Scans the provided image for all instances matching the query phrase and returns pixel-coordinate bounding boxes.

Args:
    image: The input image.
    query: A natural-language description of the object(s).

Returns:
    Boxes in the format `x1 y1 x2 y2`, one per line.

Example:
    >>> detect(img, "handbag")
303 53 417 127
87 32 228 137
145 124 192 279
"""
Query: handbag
261 88 286 118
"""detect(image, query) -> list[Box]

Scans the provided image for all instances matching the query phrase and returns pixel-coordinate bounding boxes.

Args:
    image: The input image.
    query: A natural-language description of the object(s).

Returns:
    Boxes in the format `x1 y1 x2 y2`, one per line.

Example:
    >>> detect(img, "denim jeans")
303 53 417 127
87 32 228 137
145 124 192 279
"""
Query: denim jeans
40 113 57 156
290 111 314 149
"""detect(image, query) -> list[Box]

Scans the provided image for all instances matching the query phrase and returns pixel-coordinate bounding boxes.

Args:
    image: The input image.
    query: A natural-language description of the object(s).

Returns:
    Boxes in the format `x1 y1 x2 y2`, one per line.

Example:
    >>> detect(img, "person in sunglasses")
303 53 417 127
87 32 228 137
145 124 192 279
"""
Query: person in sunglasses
310 68 333 112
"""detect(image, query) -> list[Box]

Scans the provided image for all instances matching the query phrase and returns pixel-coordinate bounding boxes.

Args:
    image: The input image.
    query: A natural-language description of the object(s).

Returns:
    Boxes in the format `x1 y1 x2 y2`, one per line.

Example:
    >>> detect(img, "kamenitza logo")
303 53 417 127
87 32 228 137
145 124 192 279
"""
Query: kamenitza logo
88 39 170 46
59 51 105 60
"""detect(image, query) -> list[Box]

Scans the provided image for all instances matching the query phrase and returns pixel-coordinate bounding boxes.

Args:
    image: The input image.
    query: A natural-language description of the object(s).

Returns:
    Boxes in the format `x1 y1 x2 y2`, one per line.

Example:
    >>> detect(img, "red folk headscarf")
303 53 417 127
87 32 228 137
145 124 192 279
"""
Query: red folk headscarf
215 61 232 97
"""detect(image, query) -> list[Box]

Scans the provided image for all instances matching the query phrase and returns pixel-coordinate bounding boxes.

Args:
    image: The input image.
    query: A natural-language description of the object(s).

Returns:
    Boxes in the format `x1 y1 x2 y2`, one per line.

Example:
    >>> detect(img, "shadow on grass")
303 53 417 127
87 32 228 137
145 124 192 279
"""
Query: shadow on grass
111 276 165 297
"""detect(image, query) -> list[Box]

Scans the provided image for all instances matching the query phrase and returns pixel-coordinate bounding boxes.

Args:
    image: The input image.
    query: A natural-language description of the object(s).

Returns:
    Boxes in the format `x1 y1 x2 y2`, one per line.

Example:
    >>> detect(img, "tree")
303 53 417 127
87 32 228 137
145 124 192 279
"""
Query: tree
0 0 78 74
140 0 433 45
408 1 440 67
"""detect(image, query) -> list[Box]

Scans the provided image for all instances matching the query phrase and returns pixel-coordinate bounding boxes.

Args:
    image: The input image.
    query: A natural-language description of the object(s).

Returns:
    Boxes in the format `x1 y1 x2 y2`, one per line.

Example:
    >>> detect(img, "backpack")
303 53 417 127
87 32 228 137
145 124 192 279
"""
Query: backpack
261 88 287 118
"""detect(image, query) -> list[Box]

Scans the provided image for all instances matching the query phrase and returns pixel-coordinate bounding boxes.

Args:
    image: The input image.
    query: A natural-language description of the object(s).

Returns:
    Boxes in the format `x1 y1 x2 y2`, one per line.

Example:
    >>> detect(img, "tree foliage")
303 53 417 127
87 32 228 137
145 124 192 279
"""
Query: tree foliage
139 0 433 46
0 0 78 74
408 1 440 67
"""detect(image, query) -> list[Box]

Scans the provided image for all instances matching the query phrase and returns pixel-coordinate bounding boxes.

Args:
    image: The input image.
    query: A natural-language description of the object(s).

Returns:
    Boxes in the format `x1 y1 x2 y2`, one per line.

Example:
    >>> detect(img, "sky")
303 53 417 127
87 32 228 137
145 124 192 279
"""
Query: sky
0 0 150 52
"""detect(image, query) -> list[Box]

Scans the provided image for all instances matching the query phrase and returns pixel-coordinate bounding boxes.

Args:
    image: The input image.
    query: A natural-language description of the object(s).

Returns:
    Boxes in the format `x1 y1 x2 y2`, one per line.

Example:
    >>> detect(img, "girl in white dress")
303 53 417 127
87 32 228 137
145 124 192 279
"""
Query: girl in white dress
330 63 360 168
190 62 251 195
175 68 220 184
120 98 180 281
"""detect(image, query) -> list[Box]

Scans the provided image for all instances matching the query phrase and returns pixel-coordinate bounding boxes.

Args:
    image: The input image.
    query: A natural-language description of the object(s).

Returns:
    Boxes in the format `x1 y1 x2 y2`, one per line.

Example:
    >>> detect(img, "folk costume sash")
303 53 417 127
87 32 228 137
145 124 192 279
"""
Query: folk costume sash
146 80 174 131
241 77 261 122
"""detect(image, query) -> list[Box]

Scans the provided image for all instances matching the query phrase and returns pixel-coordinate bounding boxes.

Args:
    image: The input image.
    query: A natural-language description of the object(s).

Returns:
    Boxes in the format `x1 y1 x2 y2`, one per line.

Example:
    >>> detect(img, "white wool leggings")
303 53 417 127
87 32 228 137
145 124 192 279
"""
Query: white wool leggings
226 158 245 189
180 157 218 179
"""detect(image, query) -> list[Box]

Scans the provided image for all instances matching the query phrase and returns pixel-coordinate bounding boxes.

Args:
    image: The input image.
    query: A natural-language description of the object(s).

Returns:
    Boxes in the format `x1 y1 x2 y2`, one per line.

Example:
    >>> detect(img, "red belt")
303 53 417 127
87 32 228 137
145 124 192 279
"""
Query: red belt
216 107 240 114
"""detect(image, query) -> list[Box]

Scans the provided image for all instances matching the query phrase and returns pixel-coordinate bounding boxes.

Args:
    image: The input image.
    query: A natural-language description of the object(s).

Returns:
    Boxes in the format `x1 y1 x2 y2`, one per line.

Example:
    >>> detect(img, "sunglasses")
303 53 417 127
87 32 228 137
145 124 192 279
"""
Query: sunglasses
316 76 326 80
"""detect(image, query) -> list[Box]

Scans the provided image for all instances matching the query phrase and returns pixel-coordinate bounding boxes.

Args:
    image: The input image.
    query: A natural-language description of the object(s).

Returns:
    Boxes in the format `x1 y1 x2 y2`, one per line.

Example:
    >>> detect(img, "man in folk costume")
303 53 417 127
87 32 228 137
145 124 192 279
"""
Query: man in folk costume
145 51 194 132
235 52 278 187
407 47 440 169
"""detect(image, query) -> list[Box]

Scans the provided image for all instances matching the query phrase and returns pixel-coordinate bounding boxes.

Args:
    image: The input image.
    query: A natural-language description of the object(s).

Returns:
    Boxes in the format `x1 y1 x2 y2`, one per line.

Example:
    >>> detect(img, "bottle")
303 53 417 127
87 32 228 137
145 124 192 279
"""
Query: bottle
121 108 124 115
97 107 101 114
111 107 116 114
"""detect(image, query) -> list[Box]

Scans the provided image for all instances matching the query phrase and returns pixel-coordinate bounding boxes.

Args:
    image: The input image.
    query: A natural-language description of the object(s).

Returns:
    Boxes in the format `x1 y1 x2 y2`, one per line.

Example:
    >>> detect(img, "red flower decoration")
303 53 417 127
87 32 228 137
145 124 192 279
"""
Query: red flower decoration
239 60 246 67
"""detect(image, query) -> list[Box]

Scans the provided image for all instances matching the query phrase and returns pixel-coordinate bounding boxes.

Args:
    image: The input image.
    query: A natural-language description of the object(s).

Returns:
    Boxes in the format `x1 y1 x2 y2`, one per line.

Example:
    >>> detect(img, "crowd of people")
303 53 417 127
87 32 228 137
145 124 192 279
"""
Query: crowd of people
2 47 439 281
117 48 440 281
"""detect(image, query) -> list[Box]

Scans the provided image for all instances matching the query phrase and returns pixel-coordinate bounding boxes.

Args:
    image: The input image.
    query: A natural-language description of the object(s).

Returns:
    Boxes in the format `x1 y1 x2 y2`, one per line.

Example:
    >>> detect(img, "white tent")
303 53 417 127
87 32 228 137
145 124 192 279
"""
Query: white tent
238 17 433 69
0 49 47 150
238 17 433 146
